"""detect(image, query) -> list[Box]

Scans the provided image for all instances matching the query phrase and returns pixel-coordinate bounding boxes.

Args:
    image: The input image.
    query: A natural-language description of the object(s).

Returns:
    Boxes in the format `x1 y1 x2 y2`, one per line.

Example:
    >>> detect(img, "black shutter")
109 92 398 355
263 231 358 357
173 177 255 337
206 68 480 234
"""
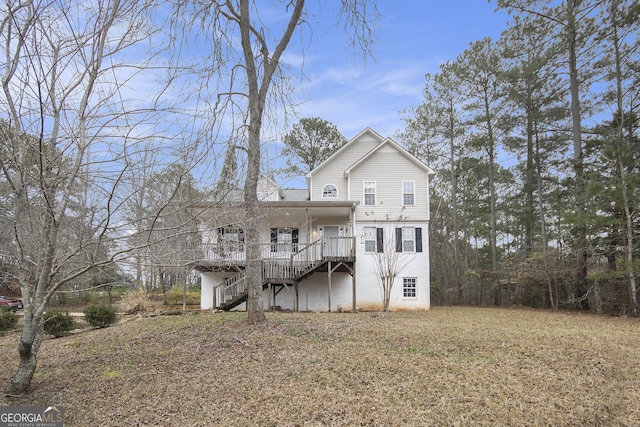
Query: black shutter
217 227 224 253
239 228 245 252
416 227 423 253
271 228 277 252
292 228 299 252
376 228 384 253
396 228 403 252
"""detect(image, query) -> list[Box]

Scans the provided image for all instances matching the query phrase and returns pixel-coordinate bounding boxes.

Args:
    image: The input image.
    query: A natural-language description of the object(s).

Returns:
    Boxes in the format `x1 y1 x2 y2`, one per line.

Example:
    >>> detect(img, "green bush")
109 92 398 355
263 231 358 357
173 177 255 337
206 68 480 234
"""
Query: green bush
164 287 201 305
83 304 118 328
0 307 18 331
43 309 75 338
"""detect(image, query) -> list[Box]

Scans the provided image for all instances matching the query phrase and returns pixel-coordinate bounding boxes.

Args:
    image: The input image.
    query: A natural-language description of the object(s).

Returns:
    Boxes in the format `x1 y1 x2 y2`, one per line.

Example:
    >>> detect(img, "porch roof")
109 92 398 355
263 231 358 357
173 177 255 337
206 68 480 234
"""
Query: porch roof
189 200 358 220
261 200 358 218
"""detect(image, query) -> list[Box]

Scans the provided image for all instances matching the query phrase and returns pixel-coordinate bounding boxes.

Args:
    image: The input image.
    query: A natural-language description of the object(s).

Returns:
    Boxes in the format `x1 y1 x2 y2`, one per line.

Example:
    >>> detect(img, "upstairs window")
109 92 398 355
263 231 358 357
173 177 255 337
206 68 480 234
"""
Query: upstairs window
322 184 337 198
403 181 415 206
364 181 376 206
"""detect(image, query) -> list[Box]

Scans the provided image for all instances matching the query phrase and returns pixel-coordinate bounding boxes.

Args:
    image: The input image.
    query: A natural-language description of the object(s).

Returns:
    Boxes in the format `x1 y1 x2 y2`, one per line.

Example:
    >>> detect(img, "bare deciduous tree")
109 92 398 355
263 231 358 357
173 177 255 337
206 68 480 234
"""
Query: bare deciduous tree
370 223 412 312
0 0 159 393
173 0 379 324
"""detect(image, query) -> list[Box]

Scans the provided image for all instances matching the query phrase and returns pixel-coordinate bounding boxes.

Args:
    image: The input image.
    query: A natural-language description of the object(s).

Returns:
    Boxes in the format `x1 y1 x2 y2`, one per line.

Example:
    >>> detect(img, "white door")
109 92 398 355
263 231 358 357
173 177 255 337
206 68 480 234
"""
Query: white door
320 226 344 257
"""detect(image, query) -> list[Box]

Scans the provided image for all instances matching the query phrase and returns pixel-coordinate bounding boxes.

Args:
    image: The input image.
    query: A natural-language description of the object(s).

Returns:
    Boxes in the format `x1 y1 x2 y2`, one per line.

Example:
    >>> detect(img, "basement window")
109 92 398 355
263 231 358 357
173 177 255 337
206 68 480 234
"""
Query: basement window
403 277 417 299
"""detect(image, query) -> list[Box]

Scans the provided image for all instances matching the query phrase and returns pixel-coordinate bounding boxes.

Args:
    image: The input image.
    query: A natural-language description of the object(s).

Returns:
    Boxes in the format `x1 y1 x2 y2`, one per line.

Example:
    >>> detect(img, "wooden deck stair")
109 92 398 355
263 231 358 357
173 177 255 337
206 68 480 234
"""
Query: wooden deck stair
214 238 354 311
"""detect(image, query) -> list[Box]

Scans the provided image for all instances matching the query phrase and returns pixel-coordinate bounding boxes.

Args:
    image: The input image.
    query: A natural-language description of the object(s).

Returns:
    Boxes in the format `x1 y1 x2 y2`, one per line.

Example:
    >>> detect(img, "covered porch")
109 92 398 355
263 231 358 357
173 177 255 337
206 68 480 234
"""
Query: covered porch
193 200 361 312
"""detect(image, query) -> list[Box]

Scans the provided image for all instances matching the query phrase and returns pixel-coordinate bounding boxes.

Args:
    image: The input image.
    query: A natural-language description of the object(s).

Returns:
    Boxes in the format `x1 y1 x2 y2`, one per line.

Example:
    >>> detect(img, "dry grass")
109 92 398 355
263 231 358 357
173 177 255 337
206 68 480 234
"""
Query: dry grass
1 307 639 426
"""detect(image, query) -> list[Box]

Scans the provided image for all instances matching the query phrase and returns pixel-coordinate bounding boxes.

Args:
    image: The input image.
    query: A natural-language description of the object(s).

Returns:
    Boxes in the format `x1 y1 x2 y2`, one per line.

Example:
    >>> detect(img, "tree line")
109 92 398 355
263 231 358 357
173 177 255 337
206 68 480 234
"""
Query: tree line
398 0 639 315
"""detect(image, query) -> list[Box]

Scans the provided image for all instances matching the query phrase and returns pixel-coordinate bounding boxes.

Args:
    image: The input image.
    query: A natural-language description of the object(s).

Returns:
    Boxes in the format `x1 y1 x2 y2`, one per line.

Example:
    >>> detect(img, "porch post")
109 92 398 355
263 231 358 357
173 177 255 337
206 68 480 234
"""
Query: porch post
351 204 357 312
352 259 357 312
307 208 312 264
268 282 272 311
328 261 332 312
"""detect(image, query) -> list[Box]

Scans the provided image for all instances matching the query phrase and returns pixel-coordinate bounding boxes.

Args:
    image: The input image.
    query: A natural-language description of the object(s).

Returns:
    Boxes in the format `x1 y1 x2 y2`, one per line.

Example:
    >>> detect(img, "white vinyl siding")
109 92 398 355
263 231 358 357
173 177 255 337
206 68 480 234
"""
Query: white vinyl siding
256 176 281 201
309 132 380 201
351 146 429 222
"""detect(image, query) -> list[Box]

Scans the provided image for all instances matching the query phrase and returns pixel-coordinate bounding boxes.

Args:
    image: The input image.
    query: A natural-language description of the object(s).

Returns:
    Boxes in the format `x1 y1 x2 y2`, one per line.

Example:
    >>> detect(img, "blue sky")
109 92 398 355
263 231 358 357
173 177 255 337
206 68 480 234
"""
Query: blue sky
284 1 511 140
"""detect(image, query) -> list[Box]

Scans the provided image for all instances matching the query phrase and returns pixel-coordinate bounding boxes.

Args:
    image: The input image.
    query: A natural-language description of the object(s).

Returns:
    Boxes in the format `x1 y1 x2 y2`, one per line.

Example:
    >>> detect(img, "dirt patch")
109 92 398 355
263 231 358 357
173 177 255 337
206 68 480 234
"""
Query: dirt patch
1 307 639 426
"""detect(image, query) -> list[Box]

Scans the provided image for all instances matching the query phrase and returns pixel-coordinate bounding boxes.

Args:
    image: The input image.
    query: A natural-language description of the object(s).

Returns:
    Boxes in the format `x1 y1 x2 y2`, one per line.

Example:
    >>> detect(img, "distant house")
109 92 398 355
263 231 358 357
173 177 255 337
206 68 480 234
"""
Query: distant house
191 128 435 311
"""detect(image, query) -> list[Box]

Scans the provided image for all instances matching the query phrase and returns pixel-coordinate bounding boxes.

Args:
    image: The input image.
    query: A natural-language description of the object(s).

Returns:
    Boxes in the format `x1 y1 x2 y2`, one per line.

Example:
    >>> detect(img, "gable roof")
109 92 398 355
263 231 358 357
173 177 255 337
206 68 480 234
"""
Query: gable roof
258 174 284 199
344 137 436 179
281 189 310 201
306 127 385 178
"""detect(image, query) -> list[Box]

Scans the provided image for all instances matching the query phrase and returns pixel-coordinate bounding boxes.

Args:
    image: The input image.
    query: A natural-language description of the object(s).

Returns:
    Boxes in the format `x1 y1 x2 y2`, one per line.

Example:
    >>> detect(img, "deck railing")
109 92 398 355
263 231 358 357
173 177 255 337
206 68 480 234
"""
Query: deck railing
212 237 355 309
194 238 355 266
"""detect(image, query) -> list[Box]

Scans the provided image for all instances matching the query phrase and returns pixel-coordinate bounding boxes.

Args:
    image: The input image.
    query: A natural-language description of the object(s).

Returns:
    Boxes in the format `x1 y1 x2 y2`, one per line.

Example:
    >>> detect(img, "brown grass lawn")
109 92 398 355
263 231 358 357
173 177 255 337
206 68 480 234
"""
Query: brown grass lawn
1 307 639 426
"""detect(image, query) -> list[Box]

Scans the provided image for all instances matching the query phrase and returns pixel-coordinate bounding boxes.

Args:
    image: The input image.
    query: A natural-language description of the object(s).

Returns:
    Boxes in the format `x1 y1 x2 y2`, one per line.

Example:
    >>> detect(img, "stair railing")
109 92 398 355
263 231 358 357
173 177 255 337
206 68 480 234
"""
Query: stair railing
213 237 356 309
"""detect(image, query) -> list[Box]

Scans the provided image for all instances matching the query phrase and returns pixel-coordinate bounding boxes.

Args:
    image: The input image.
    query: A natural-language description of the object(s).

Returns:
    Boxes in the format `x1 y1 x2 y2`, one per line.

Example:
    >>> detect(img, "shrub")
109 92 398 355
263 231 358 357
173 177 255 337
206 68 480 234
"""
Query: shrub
119 288 154 314
0 307 18 331
83 304 118 328
164 287 201 305
43 309 75 338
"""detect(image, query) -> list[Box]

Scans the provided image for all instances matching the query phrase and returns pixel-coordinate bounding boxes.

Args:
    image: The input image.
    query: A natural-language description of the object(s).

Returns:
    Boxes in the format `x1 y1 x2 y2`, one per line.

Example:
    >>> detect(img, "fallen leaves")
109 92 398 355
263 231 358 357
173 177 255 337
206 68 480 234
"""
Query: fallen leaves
0 308 638 426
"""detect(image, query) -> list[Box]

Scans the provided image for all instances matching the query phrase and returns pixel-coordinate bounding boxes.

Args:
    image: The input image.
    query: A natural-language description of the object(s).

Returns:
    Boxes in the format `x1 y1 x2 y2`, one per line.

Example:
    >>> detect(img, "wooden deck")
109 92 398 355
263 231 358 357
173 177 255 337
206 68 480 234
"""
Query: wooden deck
198 238 356 310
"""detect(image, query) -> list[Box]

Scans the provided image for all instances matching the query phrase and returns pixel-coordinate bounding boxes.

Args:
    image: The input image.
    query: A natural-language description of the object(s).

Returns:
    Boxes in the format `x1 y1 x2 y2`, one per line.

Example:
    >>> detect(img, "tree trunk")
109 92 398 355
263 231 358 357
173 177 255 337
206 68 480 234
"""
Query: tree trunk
609 0 637 316
535 126 556 310
237 0 304 323
244 135 265 323
484 94 498 275
449 97 464 301
567 0 589 309
244 79 266 325
9 308 44 394
524 83 536 256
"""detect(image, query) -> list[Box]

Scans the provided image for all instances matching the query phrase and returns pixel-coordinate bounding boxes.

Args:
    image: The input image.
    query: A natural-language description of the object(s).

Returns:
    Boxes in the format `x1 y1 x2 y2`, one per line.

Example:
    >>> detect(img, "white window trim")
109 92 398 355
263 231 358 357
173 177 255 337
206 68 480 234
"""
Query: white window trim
271 227 298 252
322 183 338 198
364 180 376 206
403 277 418 299
218 227 245 252
363 226 377 253
402 227 416 253
402 180 415 206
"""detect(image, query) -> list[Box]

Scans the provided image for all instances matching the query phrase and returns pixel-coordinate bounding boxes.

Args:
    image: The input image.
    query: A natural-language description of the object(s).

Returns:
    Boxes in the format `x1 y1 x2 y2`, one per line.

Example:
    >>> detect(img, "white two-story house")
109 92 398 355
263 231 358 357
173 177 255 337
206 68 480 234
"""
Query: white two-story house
191 128 435 311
